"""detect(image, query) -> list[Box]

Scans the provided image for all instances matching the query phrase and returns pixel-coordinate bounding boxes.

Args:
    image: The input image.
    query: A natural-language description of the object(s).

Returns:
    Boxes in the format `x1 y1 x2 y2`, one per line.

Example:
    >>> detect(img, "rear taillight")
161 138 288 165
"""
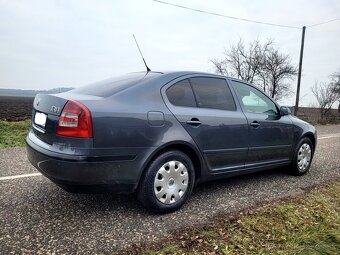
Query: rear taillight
56 100 93 138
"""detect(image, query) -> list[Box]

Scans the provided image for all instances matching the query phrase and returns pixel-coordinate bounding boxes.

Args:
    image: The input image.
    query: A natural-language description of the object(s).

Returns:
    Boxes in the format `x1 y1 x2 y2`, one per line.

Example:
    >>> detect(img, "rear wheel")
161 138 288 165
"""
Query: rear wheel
289 137 314 176
137 150 195 213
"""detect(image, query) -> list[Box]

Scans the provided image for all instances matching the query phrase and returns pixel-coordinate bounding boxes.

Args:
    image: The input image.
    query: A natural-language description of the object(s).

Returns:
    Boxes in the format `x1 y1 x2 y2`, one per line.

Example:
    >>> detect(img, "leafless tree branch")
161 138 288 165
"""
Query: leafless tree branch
311 82 338 119
211 39 297 101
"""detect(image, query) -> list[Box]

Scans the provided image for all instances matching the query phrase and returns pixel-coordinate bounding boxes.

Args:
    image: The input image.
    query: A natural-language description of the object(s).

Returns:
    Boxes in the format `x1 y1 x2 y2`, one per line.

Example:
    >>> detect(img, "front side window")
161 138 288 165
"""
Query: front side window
166 79 196 107
232 81 278 115
190 77 236 111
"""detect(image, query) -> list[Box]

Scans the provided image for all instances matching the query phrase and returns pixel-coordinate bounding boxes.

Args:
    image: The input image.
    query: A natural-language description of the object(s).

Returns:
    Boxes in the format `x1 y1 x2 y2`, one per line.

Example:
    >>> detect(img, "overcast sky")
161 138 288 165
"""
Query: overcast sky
0 0 339 106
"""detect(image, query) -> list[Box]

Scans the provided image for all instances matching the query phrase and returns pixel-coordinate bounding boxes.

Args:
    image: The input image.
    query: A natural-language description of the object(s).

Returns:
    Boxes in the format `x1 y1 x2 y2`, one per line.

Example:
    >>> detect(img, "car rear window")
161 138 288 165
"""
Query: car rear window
71 72 158 97
190 77 236 111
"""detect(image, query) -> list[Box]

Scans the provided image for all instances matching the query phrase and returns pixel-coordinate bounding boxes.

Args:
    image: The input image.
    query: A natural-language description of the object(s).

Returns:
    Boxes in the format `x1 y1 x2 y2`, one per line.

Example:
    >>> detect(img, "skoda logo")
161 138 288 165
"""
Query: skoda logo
36 98 40 106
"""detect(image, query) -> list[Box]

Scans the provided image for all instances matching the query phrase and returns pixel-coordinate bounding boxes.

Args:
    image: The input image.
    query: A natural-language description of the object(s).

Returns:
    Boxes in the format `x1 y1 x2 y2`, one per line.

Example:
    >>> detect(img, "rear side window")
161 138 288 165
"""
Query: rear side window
190 77 236 111
166 79 197 107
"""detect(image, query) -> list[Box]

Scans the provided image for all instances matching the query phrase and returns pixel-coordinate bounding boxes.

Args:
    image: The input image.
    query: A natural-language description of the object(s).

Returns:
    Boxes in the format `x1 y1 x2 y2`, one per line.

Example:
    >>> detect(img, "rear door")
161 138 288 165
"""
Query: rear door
230 80 294 167
163 75 249 172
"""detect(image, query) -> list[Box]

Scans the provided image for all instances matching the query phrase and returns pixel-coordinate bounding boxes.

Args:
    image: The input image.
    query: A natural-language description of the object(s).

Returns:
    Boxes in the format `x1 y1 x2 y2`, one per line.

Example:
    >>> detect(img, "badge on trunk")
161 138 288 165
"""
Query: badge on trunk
50 106 60 114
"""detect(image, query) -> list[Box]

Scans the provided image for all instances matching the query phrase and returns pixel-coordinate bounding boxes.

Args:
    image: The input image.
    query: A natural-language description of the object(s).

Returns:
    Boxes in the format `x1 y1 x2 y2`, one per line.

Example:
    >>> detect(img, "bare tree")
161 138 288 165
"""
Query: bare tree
211 39 297 101
311 82 338 120
211 39 272 83
330 70 340 112
261 48 297 100
210 58 229 76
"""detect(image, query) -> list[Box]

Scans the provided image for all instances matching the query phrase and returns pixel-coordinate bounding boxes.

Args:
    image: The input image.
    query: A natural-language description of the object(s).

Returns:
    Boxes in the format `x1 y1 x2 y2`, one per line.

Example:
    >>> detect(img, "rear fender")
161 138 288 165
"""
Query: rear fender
139 140 207 186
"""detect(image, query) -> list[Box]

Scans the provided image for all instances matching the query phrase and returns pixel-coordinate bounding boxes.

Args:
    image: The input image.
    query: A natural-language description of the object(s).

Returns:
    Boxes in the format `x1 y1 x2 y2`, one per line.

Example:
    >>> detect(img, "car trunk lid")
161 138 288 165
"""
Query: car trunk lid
31 94 68 144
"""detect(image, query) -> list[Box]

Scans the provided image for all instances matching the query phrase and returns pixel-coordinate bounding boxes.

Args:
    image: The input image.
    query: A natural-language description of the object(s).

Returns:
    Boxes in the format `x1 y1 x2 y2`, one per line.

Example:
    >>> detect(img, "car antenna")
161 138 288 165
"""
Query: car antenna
133 34 151 73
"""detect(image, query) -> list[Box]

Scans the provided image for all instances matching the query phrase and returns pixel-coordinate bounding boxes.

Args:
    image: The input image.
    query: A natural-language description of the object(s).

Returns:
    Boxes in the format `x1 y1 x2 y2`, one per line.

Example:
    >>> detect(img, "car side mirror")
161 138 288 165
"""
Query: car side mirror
280 106 291 116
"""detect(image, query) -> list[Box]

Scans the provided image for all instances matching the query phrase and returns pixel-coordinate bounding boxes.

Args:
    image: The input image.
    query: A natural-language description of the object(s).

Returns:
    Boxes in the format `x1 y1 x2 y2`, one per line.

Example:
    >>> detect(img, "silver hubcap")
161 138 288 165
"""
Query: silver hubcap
154 161 189 204
297 143 312 171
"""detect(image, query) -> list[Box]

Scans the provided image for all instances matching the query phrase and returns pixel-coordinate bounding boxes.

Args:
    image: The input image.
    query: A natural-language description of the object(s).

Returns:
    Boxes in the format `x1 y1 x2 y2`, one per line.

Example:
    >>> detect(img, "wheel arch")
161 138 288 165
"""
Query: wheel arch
139 141 205 187
301 132 316 155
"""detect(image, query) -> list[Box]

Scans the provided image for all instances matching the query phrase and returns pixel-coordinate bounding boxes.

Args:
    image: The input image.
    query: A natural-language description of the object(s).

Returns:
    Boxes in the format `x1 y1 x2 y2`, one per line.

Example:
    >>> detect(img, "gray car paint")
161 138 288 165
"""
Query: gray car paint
26 71 316 192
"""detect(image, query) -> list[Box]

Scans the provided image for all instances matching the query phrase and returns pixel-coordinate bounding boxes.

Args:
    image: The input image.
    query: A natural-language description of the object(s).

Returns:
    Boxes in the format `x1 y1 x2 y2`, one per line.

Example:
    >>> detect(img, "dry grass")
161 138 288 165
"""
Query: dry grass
122 182 340 255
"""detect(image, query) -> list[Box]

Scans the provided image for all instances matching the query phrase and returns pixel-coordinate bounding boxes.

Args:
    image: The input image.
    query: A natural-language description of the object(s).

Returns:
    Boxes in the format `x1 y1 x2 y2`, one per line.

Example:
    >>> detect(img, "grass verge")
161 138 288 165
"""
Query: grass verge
0 120 31 148
126 182 340 255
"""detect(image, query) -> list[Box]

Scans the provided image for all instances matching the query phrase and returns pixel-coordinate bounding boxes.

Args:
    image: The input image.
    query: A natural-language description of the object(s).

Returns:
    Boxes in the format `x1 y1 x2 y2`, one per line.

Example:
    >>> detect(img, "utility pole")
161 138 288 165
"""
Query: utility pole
294 26 306 115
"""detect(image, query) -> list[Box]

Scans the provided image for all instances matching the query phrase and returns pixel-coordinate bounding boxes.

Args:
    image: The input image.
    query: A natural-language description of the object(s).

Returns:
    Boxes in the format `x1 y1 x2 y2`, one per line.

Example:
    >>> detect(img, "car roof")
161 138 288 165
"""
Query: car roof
134 70 226 77
142 70 255 87
130 70 234 82
147 71 274 100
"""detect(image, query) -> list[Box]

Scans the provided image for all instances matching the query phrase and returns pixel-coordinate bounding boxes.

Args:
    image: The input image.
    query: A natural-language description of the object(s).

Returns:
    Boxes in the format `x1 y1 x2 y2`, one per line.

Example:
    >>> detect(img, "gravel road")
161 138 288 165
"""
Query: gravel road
1 125 339 254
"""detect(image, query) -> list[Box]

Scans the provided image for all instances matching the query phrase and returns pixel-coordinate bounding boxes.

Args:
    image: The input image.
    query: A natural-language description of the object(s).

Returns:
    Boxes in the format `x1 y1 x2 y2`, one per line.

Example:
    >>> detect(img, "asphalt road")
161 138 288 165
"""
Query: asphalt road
1 125 340 254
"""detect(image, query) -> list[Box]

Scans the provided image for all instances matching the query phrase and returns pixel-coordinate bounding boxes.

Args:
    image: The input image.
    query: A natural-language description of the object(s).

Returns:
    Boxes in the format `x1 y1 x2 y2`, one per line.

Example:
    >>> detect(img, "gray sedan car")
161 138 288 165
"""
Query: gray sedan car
26 71 316 213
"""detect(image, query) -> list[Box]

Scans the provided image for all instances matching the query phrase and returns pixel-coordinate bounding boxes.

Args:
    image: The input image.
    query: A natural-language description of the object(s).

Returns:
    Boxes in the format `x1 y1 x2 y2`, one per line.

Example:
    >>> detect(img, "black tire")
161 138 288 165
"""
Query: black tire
289 137 314 176
137 150 195 214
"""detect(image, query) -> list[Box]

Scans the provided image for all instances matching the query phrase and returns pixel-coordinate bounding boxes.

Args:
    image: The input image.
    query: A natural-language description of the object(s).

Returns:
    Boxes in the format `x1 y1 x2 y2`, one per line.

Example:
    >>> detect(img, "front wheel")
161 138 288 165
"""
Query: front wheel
137 150 195 214
289 137 314 176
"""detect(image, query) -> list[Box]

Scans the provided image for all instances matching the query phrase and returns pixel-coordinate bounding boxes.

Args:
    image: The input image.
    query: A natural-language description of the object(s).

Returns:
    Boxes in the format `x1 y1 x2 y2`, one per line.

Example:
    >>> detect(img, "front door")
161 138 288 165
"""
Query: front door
230 80 294 167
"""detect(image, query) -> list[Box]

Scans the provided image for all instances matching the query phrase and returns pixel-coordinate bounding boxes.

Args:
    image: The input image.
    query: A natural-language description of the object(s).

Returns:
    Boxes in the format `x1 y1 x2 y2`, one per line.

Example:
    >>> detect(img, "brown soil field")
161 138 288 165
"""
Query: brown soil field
0 96 34 121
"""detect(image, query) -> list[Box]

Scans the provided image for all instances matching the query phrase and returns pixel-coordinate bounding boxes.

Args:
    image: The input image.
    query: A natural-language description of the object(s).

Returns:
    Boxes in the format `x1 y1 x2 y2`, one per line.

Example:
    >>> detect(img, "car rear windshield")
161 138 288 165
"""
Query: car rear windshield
71 72 157 97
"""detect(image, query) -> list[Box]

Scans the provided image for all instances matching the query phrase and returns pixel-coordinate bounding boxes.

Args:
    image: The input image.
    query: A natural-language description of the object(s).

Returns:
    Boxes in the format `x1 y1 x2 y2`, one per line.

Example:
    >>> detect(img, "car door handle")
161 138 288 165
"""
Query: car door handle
250 121 260 128
186 118 202 127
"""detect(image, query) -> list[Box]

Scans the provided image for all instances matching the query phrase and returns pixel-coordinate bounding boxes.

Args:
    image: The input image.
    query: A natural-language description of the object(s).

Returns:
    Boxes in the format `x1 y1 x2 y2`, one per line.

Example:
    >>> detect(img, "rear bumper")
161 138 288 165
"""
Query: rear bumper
26 134 153 194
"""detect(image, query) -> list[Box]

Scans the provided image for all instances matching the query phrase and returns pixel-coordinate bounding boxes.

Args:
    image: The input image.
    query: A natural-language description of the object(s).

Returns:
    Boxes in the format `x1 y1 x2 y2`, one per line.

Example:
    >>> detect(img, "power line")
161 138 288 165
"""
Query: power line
152 0 301 29
152 0 340 115
153 0 340 30
307 17 340 28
